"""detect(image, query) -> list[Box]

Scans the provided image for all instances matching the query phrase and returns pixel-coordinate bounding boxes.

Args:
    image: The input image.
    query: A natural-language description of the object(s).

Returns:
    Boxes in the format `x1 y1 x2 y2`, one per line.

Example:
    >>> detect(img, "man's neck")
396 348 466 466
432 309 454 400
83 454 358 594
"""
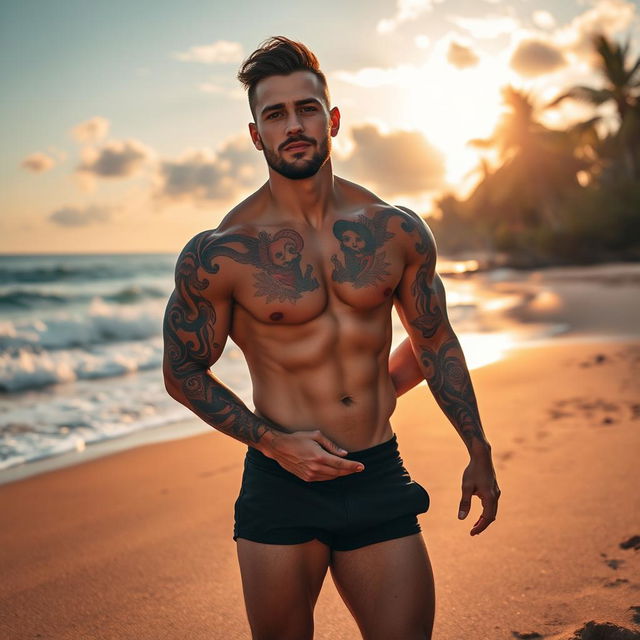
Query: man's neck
266 161 339 228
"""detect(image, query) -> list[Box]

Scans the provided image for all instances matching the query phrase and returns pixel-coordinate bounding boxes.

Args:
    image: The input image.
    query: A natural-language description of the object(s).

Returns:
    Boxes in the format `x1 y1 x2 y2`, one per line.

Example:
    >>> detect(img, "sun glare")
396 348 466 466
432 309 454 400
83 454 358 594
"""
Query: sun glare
398 54 505 195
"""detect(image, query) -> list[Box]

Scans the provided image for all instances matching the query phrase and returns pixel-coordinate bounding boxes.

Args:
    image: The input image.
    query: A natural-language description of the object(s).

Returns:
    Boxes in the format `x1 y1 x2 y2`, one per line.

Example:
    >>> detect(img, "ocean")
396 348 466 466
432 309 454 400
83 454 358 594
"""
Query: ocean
0 252 565 477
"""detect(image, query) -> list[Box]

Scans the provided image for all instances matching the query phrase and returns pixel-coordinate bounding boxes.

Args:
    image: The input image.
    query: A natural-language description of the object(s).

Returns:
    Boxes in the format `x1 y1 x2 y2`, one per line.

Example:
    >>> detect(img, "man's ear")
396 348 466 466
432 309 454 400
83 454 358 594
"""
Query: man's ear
329 106 341 137
248 122 263 150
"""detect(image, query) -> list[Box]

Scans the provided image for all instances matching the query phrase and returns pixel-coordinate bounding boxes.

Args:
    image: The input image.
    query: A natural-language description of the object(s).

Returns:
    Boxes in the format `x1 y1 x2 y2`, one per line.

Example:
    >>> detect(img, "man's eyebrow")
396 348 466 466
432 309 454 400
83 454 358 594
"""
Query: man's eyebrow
260 98 322 117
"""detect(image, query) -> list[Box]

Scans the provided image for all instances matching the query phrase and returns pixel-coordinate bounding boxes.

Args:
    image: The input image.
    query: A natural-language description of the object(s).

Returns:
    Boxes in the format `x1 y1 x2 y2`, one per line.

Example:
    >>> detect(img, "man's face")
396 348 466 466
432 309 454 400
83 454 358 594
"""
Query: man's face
249 71 339 180
268 238 299 267
341 230 366 255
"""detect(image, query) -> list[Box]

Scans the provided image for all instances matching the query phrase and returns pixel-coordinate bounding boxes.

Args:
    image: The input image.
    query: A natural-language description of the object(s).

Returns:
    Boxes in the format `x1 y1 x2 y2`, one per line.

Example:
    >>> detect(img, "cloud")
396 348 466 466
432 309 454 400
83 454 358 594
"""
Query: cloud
510 39 567 77
331 64 417 88
532 10 557 30
71 116 110 143
76 139 153 178
554 0 637 64
336 124 447 197
172 40 244 64
197 81 244 99
447 41 480 69
376 0 444 34
21 152 55 173
49 205 112 227
152 135 262 204
446 14 520 39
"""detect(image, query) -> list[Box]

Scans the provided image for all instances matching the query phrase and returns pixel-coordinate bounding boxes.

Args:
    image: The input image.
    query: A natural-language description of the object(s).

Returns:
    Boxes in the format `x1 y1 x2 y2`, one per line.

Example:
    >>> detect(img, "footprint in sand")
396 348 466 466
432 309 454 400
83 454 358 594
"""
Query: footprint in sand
604 558 626 570
511 631 543 639
579 353 609 367
620 536 640 551
547 397 624 427
603 577 630 588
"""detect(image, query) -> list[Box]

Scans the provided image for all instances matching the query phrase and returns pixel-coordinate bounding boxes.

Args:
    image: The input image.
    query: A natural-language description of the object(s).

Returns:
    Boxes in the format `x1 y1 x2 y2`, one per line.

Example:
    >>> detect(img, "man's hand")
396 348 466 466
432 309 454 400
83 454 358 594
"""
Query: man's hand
261 430 365 482
458 450 501 536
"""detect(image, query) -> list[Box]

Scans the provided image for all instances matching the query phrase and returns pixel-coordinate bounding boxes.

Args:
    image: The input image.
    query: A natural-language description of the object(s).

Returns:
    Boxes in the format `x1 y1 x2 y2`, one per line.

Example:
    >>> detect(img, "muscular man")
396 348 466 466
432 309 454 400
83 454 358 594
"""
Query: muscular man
163 36 500 640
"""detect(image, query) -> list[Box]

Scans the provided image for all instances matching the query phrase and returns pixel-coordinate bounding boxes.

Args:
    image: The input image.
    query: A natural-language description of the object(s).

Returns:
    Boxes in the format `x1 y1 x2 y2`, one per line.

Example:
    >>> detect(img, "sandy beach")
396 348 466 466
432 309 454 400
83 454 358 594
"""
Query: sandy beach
1 264 640 640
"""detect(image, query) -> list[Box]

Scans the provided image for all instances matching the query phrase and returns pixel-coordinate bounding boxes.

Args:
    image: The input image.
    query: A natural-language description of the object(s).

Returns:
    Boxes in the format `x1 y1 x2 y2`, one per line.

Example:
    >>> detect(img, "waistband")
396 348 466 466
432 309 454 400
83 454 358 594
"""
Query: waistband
247 432 399 467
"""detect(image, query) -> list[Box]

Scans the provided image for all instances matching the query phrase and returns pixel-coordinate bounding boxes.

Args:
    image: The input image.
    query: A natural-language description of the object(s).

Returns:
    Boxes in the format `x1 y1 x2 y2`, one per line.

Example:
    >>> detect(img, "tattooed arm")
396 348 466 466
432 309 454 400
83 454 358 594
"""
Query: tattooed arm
162 231 281 451
395 211 500 534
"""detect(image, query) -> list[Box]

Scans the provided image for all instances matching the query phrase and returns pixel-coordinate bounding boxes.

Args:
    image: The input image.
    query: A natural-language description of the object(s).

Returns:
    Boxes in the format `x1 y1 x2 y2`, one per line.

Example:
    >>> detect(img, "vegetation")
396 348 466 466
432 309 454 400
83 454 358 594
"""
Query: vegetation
429 32 640 268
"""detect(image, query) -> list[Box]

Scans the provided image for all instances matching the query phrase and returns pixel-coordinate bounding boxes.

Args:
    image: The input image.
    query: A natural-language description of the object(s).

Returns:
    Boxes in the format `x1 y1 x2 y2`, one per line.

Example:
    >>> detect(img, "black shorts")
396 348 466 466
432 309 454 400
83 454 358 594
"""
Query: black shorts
233 432 430 551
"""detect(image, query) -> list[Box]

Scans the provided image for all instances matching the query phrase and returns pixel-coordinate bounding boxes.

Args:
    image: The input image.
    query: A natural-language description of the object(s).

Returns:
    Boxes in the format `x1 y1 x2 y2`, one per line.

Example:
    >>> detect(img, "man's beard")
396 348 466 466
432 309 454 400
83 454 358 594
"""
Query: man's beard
263 135 331 180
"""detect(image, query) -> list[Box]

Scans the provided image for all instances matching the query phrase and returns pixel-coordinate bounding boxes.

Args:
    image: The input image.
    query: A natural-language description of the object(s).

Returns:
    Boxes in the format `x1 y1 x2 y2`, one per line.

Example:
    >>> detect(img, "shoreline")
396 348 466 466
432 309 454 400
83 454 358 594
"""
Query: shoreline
2 258 639 485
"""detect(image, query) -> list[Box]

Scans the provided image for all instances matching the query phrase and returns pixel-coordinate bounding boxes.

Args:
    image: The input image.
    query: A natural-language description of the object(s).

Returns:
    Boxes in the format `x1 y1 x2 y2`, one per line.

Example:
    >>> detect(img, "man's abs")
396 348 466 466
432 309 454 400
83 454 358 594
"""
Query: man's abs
231 295 398 451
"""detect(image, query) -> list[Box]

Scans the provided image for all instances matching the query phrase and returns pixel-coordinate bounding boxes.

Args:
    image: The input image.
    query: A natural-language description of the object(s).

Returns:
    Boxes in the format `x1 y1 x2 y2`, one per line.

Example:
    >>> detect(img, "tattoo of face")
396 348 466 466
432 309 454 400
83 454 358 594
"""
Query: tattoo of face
331 208 427 288
201 228 318 303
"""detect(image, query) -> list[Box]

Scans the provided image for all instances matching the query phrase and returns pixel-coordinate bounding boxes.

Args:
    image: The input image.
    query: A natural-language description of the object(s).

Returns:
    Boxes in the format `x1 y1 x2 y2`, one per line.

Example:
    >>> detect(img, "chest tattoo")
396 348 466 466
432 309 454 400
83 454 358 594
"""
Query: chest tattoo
201 229 318 303
331 208 427 289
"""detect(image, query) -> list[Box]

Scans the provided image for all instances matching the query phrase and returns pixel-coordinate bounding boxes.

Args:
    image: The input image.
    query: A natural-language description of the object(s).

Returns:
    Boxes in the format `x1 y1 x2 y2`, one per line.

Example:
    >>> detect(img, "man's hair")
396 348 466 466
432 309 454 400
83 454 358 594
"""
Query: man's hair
237 36 330 120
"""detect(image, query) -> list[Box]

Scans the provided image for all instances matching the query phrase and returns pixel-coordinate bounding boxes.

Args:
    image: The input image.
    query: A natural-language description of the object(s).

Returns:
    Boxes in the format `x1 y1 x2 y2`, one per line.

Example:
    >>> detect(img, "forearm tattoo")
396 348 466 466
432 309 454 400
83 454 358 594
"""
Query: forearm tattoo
407 231 486 449
163 232 274 445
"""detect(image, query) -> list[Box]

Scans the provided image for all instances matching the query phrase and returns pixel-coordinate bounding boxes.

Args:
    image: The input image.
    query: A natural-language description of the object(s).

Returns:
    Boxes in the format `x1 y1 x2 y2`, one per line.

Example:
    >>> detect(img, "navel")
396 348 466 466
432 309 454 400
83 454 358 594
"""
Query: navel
340 395 354 407
270 311 284 322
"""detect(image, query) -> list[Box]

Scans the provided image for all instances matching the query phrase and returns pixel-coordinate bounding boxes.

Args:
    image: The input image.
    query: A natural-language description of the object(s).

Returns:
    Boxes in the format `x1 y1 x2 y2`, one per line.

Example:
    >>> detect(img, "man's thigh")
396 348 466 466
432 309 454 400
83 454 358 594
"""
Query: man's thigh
329 533 435 640
236 537 331 640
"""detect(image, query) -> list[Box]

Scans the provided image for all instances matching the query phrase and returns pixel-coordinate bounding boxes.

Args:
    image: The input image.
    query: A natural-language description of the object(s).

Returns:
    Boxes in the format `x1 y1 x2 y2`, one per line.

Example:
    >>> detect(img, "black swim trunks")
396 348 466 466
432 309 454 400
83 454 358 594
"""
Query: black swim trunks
233 432 430 551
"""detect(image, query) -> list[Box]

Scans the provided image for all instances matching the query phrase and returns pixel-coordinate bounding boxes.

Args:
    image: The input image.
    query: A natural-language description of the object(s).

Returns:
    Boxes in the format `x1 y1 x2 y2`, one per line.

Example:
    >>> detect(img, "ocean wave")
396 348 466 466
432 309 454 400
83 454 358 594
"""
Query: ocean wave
0 254 175 285
0 285 167 309
0 298 164 352
0 338 164 392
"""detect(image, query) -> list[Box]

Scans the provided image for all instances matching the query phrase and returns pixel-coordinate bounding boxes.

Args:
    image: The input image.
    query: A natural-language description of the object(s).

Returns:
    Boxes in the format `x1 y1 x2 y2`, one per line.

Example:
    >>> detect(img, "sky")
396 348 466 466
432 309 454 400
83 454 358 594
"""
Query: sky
1 0 639 254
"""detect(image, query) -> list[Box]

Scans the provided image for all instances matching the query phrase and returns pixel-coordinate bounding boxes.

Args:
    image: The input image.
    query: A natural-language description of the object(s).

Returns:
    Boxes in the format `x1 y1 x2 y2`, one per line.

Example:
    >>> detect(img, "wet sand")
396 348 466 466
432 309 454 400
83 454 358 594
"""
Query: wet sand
1 264 639 639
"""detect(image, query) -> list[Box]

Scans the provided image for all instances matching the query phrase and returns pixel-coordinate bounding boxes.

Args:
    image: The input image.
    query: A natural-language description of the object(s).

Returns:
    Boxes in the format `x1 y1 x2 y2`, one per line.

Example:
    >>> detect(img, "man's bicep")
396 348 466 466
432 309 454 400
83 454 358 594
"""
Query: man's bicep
395 254 452 348
162 238 232 382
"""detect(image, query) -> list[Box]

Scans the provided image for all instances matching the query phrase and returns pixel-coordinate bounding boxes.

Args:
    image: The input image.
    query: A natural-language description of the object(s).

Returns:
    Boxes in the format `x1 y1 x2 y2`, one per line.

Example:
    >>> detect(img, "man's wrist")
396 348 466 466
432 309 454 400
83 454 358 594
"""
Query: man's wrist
467 436 492 458
253 425 285 458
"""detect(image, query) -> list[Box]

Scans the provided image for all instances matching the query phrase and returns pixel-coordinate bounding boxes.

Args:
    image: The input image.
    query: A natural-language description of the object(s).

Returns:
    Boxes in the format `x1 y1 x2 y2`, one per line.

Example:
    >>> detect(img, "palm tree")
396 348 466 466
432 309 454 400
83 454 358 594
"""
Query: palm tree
468 86 592 230
545 33 640 179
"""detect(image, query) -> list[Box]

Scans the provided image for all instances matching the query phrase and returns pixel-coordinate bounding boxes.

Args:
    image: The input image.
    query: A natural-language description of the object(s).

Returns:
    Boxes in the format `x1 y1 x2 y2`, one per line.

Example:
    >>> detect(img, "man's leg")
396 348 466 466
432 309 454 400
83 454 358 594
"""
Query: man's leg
236 537 331 640
329 533 435 640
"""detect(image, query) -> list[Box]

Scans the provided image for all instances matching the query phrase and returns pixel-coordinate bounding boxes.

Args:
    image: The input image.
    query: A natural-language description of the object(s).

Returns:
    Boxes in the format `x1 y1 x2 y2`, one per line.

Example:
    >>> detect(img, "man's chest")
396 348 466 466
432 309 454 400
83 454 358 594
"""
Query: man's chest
201 210 412 325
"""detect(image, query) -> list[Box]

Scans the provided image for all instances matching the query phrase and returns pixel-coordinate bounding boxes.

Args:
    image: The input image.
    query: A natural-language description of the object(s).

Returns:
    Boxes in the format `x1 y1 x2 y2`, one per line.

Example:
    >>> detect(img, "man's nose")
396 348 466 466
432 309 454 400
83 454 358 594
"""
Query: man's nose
285 113 304 136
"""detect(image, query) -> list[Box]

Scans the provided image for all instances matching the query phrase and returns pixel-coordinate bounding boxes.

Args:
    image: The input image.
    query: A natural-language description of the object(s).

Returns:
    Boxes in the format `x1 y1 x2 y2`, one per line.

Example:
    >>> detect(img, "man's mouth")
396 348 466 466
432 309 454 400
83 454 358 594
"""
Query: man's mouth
285 142 311 151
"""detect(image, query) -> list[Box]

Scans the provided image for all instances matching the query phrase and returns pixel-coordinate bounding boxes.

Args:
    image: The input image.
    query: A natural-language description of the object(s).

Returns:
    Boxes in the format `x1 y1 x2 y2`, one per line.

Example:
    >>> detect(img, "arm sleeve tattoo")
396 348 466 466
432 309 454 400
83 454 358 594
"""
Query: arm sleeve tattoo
396 212 490 454
162 232 276 447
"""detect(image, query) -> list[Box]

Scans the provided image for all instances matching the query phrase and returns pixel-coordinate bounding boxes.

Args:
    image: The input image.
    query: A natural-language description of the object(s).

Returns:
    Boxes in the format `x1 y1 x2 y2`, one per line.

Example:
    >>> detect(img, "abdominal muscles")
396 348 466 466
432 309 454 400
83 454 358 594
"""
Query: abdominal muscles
229 300 398 449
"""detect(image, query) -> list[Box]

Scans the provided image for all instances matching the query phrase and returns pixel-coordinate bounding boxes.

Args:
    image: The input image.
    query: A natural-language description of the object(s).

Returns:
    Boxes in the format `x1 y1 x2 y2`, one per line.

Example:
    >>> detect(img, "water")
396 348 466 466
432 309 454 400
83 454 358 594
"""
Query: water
0 253 563 476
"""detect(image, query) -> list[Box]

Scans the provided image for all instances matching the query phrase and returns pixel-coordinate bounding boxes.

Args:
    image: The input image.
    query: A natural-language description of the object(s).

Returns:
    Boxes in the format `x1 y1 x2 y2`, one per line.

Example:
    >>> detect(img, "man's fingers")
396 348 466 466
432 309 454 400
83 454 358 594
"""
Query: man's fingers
458 485 473 519
469 492 499 535
311 430 348 456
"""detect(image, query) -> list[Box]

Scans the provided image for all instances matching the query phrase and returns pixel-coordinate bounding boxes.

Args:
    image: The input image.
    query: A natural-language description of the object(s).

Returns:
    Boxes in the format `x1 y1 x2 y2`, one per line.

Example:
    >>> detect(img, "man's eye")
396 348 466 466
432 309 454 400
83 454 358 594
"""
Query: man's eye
301 107 316 112
267 112 281 119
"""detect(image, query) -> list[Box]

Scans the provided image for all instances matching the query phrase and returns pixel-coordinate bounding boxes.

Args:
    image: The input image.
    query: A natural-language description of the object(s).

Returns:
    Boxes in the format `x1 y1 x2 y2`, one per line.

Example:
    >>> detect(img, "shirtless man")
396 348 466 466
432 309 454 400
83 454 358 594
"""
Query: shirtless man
162 36 500 640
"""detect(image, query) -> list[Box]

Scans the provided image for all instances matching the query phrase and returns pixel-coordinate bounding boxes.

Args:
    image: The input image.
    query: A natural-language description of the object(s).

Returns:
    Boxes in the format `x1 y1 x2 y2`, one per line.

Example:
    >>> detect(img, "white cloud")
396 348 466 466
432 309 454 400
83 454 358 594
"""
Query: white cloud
532 10 557 31
554 0 637 62
71 116 110 143
446 14 520 39
331 65 417 88
151 135 262 205
49 205 112 227
172 40 244 64
21 152 55 173
335 123 447 197
76 139 153 178
510 38 567 77
376 0 444 34
197 81 244 99
415 34 431 49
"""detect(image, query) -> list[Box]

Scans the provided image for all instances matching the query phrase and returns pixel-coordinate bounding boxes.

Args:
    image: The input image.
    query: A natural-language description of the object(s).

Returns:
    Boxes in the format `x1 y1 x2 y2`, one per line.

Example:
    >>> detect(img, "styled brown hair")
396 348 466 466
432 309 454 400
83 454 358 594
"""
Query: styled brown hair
237 36 331 120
